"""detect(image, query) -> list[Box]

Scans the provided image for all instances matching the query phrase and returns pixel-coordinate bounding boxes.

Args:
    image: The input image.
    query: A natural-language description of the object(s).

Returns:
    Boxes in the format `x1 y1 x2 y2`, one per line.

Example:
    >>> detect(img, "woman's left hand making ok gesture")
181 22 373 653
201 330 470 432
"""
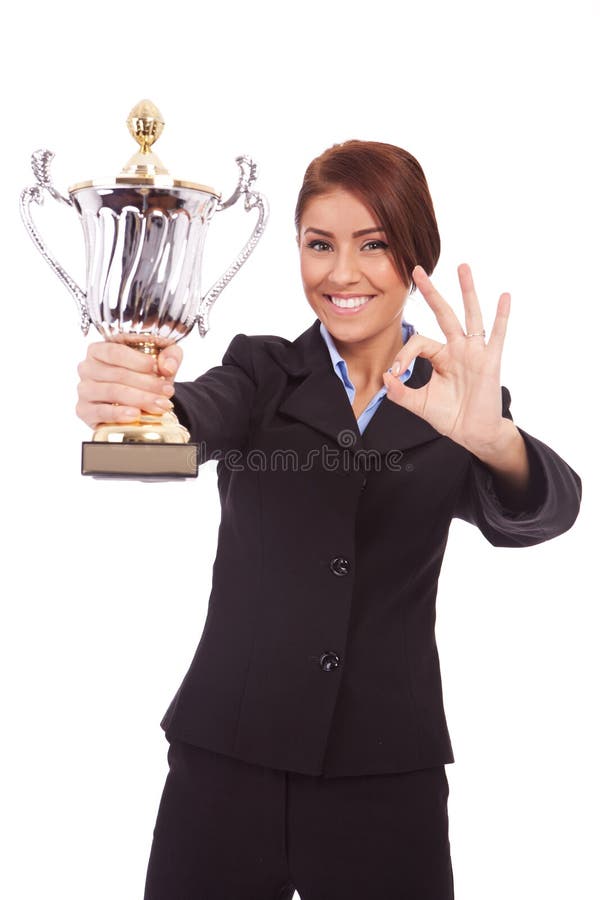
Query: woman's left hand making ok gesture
382 263 530 492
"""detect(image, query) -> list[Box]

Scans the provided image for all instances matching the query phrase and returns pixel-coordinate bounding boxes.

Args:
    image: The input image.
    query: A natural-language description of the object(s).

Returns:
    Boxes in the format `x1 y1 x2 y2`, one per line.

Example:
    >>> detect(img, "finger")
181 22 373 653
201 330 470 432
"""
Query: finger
78 358 174 397
413 266 465 339
382 371 425 417
88 341 158 374
77 402 142 428
157 343 183 378
77 379 175 414
486 292 511 356
388 333 444 378
457 263 485 337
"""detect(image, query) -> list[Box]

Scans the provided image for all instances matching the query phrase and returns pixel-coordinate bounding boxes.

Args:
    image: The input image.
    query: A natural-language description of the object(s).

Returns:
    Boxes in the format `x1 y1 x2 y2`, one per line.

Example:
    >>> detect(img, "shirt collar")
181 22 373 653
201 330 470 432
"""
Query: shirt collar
319 320 416 389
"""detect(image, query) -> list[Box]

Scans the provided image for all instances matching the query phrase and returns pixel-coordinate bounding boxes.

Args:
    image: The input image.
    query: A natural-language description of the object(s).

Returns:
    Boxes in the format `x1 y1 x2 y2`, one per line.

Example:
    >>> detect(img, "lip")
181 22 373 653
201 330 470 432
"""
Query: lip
324 293 375 315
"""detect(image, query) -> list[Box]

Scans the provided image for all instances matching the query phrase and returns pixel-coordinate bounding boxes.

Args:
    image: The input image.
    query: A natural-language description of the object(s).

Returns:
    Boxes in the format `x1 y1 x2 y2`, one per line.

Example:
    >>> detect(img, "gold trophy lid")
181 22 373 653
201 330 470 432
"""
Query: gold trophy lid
69 99 220 196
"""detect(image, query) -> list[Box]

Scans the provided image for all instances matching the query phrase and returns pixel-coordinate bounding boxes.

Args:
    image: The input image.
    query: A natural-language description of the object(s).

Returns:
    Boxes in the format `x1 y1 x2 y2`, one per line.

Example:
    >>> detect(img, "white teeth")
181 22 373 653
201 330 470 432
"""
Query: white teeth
329 295 372 309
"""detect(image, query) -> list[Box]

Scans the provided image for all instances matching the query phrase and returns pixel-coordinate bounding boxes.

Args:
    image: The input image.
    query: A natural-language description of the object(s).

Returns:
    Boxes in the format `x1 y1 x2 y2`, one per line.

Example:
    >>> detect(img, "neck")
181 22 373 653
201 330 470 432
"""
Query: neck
329 321 406 390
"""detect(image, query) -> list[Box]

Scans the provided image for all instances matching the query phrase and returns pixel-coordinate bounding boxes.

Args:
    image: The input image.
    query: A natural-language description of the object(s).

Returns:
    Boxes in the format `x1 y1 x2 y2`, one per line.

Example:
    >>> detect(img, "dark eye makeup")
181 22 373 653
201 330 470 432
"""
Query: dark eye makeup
305 239 389 252
362 240 389 251
306 239 333 252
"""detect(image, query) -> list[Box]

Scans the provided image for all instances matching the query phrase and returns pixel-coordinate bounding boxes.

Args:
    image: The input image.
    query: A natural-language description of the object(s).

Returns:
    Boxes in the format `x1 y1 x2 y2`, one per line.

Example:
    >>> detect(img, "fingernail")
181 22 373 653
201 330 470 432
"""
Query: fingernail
155 398 174 410
164 358 177 375
391 362 402 377
162 382 175 396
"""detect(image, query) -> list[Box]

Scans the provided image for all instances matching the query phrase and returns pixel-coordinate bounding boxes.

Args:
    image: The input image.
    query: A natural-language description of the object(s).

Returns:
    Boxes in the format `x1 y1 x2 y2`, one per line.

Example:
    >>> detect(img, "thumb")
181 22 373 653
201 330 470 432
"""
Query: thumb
157 344 183 378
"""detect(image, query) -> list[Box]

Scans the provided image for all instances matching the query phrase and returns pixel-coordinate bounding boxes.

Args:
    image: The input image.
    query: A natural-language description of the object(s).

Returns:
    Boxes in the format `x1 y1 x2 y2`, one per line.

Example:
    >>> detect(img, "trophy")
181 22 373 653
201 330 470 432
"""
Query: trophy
20 100 268 478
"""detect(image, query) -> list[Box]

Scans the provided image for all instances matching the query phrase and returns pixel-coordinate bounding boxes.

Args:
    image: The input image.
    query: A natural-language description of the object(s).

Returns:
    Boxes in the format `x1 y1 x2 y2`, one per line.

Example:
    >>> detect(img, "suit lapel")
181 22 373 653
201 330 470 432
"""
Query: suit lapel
271 319 440 455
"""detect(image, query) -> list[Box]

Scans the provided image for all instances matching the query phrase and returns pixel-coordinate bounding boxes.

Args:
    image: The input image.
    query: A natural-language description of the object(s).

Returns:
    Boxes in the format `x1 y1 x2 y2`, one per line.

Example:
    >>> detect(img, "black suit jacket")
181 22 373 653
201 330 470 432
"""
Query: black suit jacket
159 319 582 777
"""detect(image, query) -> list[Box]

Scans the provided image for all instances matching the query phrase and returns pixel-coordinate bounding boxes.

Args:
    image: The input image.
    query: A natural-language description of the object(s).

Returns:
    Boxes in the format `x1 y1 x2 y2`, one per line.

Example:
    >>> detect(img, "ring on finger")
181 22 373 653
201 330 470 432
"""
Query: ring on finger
465 329 486 338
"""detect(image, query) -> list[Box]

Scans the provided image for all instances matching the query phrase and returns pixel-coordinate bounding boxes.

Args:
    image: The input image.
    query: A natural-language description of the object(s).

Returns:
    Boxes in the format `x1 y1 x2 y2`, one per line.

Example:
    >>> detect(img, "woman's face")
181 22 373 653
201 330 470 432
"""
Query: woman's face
298 188 410 347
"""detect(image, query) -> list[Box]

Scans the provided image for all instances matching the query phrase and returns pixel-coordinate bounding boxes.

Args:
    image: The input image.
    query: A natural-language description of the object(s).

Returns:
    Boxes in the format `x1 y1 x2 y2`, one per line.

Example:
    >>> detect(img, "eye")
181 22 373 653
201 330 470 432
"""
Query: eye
306 239 333 252
362 239 389 251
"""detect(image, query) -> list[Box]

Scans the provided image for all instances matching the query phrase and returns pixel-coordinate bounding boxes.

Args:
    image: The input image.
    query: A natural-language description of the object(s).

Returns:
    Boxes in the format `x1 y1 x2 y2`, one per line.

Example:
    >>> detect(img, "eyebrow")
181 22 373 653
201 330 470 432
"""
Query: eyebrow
305 226 386 238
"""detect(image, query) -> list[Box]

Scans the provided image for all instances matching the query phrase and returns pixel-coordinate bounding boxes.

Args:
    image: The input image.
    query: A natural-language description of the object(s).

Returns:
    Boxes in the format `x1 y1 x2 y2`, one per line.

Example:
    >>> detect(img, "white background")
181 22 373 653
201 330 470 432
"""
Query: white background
2 0 597 898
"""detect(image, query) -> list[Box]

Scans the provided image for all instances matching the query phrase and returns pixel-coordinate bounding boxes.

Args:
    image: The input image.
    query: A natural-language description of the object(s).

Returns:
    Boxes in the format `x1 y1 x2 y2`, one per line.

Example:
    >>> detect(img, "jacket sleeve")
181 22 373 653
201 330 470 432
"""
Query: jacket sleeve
171 332 256 461
453 386 582 547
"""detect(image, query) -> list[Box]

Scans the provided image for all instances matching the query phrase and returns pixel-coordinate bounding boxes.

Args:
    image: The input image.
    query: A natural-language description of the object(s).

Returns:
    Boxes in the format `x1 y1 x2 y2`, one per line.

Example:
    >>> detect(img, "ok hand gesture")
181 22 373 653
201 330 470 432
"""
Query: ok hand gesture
384 263 510 456
383 263 529 492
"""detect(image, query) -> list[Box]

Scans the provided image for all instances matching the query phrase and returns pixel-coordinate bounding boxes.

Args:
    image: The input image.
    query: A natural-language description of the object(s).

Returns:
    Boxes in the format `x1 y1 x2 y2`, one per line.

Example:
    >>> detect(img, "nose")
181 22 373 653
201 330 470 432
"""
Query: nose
328 246 361 287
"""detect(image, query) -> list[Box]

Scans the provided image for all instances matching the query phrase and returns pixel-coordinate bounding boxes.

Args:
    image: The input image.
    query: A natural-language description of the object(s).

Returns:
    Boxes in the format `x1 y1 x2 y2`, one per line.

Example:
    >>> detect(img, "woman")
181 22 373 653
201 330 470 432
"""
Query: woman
76 141 582 900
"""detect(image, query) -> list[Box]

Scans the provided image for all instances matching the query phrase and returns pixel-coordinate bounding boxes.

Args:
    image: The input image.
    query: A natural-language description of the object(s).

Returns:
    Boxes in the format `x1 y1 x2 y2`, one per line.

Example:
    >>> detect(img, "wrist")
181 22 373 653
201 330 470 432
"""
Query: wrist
471 420 530 492
470 419 521 465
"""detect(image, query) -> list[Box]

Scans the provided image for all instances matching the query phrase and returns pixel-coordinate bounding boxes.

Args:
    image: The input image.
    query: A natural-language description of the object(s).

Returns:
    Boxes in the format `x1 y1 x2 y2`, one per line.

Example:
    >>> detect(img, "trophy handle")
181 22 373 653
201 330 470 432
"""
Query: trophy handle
19 150 91 335
195 156 269 337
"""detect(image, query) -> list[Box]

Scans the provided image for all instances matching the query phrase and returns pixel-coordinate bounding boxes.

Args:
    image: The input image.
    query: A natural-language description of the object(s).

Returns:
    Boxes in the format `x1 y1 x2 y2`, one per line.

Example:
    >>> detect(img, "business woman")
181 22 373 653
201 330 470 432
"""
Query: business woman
76 140 582 900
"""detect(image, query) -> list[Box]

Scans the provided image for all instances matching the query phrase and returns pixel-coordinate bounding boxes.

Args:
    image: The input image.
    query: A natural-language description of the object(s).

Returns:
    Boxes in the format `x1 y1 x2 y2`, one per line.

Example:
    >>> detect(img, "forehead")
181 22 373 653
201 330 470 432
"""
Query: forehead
299 189 380 233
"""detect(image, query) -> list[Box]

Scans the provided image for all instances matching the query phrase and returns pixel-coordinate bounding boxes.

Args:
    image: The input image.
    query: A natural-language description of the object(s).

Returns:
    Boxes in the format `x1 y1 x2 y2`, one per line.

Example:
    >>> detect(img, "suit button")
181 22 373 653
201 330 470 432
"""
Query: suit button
329 556 351 576
320 652 340 671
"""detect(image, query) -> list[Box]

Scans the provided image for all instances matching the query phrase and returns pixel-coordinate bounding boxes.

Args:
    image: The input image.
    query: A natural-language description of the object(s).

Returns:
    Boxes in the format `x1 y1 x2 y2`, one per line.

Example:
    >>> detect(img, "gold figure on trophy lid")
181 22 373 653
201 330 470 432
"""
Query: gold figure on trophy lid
121 99 169 178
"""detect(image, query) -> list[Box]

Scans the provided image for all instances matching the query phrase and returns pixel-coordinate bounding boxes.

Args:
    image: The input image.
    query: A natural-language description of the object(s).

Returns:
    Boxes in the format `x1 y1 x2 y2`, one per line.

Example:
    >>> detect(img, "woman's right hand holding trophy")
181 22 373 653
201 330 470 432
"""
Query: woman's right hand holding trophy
76 343 183 430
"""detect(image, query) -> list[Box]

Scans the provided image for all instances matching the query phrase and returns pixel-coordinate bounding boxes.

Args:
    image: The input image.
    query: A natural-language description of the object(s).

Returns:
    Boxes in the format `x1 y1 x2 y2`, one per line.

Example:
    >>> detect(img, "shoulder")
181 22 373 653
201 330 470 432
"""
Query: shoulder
221 321 321 381
220 332 294 377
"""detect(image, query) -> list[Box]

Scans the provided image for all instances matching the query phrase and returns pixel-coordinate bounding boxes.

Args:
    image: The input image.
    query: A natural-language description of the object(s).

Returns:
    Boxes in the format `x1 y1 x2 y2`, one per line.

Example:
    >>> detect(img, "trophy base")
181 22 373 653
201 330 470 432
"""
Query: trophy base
82 410 198 479
81 442 199 479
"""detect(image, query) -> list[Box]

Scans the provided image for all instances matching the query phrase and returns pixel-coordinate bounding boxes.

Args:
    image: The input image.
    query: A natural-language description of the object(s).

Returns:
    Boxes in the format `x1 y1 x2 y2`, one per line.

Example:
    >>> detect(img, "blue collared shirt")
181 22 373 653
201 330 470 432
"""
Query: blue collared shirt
319 320 416 435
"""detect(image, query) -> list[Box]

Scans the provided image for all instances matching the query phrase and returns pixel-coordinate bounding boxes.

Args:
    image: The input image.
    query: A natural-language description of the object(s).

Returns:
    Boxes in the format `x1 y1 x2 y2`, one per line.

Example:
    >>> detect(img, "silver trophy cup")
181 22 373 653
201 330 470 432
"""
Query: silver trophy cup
20 99 268 478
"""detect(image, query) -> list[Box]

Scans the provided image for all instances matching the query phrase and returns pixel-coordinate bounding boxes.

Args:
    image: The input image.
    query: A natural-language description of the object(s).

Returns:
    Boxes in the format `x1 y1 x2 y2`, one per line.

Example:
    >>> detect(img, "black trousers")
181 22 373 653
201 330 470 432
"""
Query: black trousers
144 739 454 900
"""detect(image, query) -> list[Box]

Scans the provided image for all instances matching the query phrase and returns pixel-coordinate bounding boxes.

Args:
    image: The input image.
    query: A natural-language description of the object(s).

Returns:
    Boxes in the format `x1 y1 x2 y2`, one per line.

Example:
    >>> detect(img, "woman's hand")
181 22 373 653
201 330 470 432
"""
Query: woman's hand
383 263 529 491
76 342 183 430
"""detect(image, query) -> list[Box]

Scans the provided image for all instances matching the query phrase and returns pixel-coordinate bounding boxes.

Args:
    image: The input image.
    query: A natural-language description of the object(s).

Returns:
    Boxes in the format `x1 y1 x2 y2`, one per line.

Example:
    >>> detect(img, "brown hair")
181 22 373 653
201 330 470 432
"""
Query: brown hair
295 140 440 292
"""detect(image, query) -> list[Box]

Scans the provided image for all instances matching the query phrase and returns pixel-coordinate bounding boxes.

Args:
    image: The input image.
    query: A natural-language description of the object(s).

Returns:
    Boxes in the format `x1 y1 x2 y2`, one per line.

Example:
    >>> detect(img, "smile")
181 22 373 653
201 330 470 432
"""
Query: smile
326 294 374 310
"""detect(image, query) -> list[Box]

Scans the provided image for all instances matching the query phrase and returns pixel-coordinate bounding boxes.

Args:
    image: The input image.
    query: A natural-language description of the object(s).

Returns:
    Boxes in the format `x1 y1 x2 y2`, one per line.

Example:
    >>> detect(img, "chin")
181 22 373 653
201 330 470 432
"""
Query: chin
325 321 372 341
